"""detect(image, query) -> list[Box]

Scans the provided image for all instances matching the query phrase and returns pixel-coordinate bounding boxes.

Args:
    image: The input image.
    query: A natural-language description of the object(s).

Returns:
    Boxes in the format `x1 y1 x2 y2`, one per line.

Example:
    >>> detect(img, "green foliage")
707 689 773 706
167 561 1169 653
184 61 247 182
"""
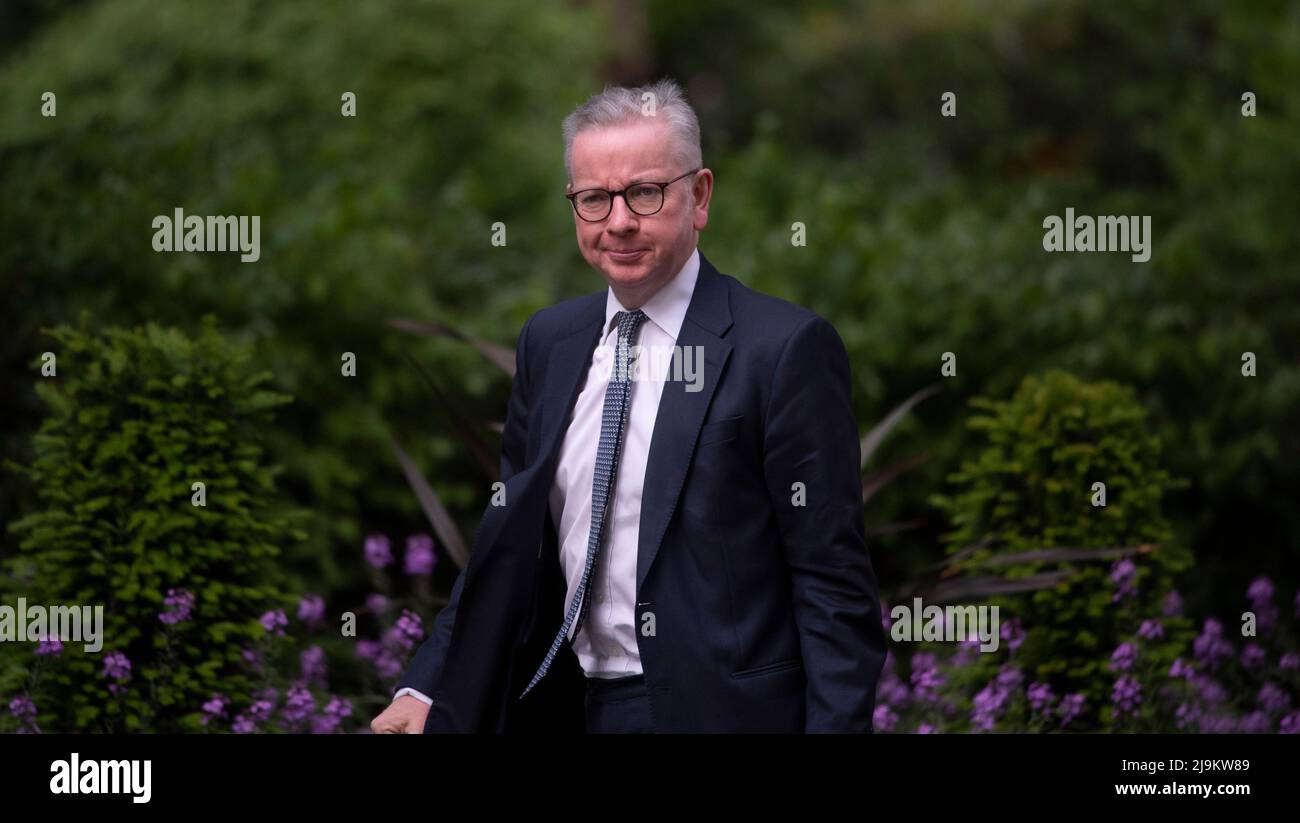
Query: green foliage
2 0 1297 729
0 0 607 598
676 0 1300 606
930 370 1193 719
936 370 1178 551
2 317 306 731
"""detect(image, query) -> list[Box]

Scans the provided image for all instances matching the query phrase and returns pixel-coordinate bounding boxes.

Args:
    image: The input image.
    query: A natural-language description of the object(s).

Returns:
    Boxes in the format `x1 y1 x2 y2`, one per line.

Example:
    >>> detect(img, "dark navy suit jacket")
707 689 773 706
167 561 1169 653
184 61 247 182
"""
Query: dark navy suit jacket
397 251 886 732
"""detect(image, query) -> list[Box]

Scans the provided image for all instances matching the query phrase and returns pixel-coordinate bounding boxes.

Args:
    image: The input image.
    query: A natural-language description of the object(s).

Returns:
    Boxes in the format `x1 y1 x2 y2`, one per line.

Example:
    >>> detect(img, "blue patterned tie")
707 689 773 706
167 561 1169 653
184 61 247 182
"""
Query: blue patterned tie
520 308 647 698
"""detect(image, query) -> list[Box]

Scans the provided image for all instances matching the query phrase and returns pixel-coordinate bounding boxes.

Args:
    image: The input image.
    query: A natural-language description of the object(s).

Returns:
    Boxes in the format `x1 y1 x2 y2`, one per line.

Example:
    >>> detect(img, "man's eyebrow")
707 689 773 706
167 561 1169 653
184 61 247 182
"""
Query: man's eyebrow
570 170 669 189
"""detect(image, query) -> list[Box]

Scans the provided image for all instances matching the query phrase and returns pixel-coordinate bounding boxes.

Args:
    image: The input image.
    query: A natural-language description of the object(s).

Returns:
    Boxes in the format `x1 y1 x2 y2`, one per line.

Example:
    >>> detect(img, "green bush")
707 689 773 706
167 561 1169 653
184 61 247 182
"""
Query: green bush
930 370 1193 720
2 317 306 731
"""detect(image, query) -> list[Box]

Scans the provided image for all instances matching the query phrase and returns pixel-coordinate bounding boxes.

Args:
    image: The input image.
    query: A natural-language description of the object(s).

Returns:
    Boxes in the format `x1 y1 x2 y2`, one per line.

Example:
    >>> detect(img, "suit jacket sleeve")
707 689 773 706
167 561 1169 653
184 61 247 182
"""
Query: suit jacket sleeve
394 311 535 698
762 314 887 732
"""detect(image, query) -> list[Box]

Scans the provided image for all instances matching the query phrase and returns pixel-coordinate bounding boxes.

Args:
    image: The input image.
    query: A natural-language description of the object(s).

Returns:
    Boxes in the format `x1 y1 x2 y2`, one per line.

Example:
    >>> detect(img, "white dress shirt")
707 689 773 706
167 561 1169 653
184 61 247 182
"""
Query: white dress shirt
550 247 699 679
395 248 700 704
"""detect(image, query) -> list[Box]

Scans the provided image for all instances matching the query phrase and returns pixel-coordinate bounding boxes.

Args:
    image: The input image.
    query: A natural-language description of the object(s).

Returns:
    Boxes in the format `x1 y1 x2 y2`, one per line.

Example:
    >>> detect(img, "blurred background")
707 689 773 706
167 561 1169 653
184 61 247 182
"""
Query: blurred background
1 0 1297 733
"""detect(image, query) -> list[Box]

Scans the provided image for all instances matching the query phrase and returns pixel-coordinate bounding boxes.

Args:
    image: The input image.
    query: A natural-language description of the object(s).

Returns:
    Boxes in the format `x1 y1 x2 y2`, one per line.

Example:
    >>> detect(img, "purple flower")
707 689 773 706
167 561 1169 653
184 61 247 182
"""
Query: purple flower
102 651 132 697
1169 658 1194 679
971 683 1006 732
1110 558 1137 603
367 593 390 615
326 697 353 721
35 637 63 656
872 704 898 732
297 594 325 627
877 675 910 709
9 695 36 719
1246 577 1278 633
1110 643 1137 672
1027 682 1055 715
1238 711 1271 734
102 651 131 681
1192 618 1232 668
1247 576 1274 607
404 534 436 577
1174 703 1201 730
1258 683 1291 716
953 633 982 664
241 646 262 670
910 667 945 704
880 600 892 631
1280 652 1299 671
1281 713 1300 734
949 641 979 669
999 619 1025 653
911 651 936 671
388 609 425 652
159 588 195 625
372 648 403 682
201 694 229 727
260 609 288 637
1058 693 1086 727
1192 675 1228 706
8 696 40 734
1112 675 1142 716
1136 619 1164 641
364 534 393 569
1162 590 1184 617
300 645 327 688
281 686 315 732
312 697 354 734
254 688 279 710
914 723 937 734
1199 714 1237 733
995 666 1024 691
355 640 381 662
977 681 1003 728
1240 644 1266 669
235 697 276 732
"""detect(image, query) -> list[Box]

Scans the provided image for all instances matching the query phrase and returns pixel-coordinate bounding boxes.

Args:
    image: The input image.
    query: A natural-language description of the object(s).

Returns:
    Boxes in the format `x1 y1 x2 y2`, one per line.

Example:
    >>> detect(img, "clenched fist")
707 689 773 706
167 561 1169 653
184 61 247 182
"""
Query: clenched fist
371 695 430 734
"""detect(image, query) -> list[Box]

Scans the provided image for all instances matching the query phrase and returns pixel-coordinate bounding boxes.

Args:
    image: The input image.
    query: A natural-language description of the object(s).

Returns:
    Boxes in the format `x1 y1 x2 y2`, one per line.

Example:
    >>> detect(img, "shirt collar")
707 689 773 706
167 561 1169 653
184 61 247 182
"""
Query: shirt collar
603 247 700 342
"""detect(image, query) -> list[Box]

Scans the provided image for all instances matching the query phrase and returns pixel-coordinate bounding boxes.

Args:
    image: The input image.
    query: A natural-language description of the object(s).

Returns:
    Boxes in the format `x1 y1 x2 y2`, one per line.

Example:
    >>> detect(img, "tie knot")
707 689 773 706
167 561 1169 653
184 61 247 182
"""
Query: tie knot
614 309 647 341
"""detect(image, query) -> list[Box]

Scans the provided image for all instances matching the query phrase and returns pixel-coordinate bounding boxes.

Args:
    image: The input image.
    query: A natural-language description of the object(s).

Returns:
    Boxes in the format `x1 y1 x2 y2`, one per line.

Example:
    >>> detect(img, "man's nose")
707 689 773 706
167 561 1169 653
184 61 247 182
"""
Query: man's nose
606 194 638 232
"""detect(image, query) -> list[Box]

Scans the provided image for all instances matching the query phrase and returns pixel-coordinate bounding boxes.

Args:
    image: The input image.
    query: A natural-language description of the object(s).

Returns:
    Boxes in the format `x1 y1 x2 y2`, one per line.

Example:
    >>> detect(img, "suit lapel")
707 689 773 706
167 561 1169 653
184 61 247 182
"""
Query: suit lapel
636 253 733 595
535 300 604 473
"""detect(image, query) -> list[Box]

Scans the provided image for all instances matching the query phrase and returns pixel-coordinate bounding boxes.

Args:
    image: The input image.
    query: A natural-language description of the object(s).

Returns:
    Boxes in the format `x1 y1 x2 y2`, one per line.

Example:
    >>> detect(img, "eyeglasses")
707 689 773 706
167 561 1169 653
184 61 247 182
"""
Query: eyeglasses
566 169 700 222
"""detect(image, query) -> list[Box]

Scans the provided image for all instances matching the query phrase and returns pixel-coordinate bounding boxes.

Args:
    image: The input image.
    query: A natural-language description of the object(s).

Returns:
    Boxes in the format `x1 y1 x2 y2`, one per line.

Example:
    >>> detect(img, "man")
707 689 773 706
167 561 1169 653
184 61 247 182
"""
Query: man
372 79 885 733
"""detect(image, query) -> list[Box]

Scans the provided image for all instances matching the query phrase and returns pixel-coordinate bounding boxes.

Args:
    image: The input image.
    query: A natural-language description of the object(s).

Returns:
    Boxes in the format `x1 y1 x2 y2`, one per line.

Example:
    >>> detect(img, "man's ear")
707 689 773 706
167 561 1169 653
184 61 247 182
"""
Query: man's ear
691 169 714 230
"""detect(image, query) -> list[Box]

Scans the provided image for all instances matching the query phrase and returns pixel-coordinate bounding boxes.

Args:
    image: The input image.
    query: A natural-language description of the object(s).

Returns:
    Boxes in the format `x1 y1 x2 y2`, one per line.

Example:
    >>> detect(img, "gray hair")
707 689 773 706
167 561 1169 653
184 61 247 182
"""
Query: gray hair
562 78 702 181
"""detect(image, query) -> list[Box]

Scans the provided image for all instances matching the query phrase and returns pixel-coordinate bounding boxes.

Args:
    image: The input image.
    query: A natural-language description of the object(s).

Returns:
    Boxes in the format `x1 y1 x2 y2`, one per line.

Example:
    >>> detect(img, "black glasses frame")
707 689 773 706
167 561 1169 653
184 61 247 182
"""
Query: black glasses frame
565 168 701 222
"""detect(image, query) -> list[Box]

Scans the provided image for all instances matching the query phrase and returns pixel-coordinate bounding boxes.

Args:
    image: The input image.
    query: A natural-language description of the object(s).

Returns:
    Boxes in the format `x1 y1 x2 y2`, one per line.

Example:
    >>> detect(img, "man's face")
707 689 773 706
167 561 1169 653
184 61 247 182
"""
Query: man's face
568 118 712 304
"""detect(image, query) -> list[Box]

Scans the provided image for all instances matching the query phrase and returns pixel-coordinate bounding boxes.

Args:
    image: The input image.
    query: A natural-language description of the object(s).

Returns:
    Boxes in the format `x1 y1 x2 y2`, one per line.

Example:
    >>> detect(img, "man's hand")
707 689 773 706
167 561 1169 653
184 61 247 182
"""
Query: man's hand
371 695 430 734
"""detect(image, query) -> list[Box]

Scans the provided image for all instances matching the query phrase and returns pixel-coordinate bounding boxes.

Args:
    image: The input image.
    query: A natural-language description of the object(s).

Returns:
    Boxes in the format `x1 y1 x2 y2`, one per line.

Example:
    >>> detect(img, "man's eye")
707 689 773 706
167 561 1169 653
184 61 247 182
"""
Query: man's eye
578 192 608 207
628 185 659 202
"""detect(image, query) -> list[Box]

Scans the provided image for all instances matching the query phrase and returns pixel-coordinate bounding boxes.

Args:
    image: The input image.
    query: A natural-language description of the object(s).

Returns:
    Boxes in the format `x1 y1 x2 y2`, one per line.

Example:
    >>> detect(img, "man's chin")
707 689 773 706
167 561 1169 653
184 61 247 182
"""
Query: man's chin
599 260 657 286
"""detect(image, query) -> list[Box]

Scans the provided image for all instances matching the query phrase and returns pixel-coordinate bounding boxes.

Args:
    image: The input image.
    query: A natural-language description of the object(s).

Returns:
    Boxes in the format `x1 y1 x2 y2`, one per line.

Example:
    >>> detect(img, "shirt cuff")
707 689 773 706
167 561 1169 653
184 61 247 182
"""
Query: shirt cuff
393 687 433 706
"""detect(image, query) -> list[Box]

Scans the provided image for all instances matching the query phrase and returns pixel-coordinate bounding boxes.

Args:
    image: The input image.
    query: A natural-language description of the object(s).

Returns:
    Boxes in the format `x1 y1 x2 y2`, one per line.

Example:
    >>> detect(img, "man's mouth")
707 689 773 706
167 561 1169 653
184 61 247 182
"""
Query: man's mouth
607 248 649 262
